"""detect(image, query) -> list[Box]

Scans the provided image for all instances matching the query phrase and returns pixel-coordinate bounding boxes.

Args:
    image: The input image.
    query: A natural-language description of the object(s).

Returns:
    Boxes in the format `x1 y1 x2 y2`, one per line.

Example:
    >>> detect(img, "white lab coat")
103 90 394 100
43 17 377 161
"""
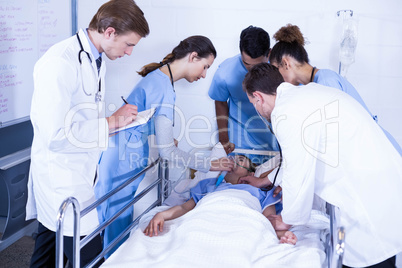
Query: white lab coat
26 29 109 236
272 82 402 267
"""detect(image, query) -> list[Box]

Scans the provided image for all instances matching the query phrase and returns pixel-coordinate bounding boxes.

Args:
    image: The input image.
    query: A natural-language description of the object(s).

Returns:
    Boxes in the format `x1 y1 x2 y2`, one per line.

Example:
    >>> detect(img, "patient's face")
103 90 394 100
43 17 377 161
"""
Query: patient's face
232 155 252 177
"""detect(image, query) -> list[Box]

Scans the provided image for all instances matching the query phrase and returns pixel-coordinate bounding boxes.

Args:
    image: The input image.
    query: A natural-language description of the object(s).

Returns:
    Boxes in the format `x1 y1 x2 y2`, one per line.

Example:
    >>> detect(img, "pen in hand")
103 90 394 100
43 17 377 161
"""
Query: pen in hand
121 96 129 104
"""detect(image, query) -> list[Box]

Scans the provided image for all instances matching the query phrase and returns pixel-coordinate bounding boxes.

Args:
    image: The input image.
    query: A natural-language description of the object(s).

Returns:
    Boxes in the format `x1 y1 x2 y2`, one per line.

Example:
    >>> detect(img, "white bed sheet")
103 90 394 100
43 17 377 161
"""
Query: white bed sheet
101 189 329 268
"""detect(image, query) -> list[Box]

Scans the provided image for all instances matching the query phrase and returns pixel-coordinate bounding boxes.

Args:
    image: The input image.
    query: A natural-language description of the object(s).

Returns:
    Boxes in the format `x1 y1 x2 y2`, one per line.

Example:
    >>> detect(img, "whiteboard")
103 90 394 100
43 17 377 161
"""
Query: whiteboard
0 0 72 127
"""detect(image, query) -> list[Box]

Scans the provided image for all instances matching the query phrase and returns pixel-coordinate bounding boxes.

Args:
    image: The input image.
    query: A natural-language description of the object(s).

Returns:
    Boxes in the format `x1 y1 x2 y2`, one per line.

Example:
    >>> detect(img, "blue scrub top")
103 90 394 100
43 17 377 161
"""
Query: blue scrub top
190 178 281 210
121 68 176 156
98 69 175 169
96 68 176 215
116 68 176 163
128 68 175 129
314 69 402 156
314 69 371 115
208 54 279 153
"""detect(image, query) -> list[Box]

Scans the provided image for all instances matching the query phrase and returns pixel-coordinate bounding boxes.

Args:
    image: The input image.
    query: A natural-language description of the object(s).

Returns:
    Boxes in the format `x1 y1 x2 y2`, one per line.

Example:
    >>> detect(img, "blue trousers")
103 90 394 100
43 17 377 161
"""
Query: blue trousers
97 173 144 258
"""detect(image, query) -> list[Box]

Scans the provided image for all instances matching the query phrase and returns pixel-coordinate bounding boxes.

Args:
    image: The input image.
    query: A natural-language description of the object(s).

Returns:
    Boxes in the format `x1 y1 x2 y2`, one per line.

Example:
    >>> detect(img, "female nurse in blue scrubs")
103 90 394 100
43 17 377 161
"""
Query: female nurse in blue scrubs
95 35 234 257
268 24 402 156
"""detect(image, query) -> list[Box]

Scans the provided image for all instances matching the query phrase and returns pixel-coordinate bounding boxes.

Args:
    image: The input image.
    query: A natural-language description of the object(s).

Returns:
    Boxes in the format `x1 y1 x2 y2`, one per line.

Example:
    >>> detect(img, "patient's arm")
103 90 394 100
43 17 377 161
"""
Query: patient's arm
144 199 196 237
262 205 296 245
267 214 292 231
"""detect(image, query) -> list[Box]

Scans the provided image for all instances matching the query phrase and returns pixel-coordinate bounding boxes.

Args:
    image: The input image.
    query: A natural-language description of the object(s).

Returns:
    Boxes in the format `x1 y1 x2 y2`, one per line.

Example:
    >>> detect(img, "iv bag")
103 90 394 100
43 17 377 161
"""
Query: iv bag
340 19 358 66
338 10 358 76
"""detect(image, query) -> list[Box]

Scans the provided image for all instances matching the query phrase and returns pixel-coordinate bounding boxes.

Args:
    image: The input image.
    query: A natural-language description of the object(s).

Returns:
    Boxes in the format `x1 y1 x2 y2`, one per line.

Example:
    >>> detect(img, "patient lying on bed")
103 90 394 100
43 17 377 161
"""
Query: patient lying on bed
144 155 297 245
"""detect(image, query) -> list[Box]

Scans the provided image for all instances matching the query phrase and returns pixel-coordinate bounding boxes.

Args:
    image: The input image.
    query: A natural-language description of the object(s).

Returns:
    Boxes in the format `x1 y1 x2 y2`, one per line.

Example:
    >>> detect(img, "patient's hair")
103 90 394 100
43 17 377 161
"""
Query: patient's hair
249 161 257 173
239 155 257 173
239 25 271 58
138 35 217 77
269 24 309 66
242 63 284 96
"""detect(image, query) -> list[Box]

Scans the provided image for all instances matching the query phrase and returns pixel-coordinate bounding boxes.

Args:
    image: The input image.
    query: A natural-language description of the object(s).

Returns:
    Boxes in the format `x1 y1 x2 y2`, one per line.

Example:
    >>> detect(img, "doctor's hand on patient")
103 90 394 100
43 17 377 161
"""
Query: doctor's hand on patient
238 174 271 188
238 173 282 198
106 104 138 131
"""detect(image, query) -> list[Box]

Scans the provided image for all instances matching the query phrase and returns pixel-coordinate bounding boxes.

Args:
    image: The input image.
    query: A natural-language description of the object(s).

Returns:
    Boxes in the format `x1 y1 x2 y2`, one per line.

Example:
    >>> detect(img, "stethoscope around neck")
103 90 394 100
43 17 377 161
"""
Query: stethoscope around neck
76 33 102 102
253 101 282 191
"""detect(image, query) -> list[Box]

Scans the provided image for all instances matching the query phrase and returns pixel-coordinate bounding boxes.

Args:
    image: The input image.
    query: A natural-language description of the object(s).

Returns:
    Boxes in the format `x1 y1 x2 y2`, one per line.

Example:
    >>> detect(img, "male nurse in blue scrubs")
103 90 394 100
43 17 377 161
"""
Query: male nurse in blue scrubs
208 26 279 164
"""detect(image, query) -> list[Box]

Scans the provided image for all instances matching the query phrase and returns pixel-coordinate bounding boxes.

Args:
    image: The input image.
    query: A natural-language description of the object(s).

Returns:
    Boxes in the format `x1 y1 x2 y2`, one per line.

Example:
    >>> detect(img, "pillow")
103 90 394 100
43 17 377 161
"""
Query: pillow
254 154 281 185
163 142 227 207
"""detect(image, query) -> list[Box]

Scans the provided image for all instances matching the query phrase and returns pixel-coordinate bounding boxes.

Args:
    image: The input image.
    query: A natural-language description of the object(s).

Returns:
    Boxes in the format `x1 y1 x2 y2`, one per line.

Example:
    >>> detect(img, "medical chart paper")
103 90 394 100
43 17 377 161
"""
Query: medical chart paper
110 107 156 134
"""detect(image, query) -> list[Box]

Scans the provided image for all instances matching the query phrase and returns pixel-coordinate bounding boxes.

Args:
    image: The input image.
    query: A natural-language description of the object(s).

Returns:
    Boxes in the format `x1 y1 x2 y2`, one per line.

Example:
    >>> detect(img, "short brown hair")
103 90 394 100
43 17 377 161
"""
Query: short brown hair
242 63 284 96
89 0 149 37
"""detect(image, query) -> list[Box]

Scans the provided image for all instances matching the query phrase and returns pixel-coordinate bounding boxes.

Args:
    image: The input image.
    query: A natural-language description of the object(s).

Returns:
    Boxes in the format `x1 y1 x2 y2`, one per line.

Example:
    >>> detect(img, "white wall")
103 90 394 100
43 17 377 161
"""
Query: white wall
79 0 402 153
78 0 402 265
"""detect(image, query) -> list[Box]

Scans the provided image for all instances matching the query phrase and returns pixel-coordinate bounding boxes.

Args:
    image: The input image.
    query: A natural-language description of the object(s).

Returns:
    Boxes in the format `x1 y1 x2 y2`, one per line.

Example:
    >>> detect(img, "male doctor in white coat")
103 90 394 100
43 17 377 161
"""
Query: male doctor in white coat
241 63 402 268
26 1 149 267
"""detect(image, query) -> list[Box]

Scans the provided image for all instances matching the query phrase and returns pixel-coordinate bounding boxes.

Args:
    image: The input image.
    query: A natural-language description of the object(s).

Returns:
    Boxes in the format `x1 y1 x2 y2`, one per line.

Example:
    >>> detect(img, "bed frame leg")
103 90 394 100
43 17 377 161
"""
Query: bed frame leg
158 159 169 205
56 197 80 268
335 227 345 268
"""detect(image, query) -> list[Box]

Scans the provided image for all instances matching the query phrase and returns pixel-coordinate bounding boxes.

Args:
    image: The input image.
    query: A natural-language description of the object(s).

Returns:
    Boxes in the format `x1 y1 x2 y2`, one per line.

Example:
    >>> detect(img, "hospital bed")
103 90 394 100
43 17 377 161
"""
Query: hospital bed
55 147 345 268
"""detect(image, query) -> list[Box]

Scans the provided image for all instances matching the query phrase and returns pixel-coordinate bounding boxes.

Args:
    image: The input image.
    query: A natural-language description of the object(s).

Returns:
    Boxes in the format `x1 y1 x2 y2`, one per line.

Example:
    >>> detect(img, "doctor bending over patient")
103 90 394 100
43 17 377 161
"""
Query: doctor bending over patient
27 1 149 267
268 23 402 156
144 155 296 245
242 63 402 268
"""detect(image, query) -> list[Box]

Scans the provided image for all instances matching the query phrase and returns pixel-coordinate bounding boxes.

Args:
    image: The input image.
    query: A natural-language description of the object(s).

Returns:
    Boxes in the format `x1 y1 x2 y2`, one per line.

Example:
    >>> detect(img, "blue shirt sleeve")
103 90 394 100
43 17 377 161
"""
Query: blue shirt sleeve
208 55 245 102
127 70 175 122
315 69 372 116
260 189 282 211
208 63 230 102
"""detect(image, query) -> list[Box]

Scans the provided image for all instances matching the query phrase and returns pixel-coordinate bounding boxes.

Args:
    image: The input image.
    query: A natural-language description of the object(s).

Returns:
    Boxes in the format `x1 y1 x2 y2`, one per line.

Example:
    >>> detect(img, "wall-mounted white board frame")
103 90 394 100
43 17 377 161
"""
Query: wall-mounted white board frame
0 0 76 128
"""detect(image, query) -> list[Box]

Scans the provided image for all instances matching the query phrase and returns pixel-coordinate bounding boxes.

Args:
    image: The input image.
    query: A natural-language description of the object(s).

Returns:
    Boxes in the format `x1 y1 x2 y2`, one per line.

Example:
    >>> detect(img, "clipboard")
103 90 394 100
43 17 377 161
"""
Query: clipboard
110 107 156 134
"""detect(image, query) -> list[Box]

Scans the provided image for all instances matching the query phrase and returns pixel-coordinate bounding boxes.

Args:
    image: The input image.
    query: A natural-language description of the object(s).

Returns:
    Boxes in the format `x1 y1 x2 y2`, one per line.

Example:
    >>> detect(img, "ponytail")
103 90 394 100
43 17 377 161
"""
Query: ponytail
137 35 216 77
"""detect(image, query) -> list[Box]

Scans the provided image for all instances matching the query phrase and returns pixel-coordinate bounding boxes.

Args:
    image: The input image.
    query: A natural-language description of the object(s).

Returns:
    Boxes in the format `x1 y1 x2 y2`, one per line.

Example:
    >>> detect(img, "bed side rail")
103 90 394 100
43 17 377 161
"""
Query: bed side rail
55 157 169 268
326 203 345 268
231 148 279 156
188 146 279 157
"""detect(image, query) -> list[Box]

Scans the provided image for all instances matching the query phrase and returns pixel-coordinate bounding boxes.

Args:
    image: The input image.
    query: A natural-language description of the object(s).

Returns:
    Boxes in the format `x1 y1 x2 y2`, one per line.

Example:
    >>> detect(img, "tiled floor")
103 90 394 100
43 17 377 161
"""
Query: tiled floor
0 236 34 268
